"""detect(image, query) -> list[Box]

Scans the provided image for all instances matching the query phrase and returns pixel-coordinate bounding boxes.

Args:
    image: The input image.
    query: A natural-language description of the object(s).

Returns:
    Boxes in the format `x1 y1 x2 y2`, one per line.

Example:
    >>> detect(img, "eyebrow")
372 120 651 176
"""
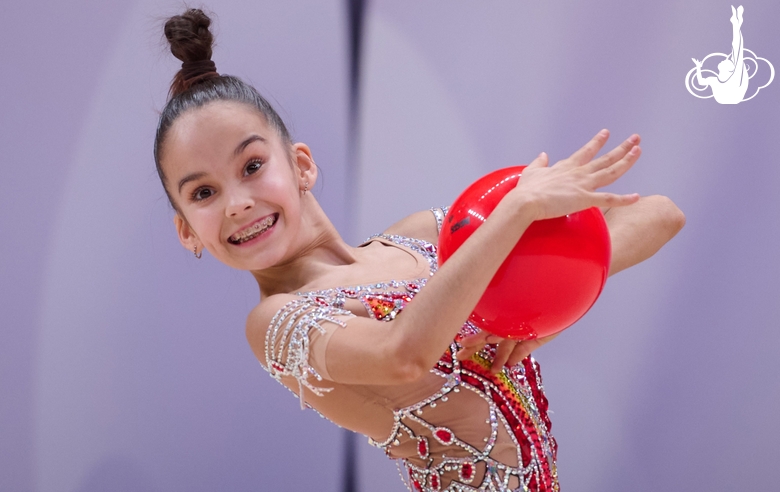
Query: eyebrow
234 134 266 156
177 171 208 195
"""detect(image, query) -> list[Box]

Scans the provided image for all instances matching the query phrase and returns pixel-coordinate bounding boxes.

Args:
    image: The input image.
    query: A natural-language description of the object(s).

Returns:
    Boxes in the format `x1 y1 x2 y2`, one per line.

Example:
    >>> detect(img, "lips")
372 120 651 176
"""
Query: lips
228 214 278 245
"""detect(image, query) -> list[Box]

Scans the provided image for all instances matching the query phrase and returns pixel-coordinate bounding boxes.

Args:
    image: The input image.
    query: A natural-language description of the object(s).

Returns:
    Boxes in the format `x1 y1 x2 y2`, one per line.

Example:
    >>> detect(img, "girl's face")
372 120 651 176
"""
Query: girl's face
161 101 314 271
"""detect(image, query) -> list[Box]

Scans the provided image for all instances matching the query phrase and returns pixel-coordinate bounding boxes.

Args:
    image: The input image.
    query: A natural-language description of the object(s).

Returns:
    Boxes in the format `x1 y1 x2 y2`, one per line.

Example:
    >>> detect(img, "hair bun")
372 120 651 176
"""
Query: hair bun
164 9 219 97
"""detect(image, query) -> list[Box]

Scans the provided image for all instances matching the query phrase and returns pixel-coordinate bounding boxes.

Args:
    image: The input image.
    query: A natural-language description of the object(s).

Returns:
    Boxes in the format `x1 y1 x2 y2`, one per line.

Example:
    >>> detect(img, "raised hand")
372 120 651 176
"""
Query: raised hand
692 58 703 68
510 130 641 221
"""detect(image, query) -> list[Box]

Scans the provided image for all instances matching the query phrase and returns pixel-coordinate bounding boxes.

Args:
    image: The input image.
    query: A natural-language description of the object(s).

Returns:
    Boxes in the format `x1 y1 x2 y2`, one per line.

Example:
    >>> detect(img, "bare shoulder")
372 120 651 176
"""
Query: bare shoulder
245 293 300 367
383 209 442 245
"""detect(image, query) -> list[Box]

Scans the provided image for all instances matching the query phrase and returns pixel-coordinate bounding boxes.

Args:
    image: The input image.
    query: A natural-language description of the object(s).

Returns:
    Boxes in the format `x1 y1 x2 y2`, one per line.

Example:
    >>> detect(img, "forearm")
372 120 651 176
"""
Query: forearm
603 195 685 276
391 193 538 373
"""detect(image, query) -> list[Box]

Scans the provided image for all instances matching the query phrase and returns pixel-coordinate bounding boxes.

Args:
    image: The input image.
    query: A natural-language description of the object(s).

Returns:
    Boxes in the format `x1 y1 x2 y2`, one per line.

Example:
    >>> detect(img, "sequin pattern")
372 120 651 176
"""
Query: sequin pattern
265 299 355 409
263 208 558 491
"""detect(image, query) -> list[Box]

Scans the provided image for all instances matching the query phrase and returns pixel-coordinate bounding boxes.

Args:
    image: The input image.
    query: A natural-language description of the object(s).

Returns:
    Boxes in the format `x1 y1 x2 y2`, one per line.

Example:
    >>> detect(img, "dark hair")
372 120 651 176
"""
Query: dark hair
154 8 292 211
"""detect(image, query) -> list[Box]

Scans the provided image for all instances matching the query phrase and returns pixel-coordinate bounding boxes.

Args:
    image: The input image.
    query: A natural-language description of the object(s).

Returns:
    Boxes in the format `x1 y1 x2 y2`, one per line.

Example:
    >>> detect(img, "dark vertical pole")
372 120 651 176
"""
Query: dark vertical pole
348 0 367 122
342 430 358 492
343 0 367 244
342 0 366 492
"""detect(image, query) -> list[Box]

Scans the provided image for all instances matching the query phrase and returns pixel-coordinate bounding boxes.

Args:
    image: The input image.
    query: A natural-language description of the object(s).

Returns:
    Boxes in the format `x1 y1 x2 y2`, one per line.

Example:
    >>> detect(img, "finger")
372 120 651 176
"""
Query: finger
591 145 641 186
586 134 640 172
460 332 488 346
526 151 549 169
456 343 483 361
460 331 501 347
456 332 488 360
567 129 610 166
506 343 534 367
491 340 517 373
456 332 501 361
592 191 641 209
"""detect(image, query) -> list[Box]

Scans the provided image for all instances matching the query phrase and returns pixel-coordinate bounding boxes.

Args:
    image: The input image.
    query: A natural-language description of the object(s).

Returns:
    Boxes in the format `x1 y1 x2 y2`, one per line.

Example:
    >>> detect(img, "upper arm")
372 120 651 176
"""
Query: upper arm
245 295 422 395
245 294 348 398
603 195 685 276
383 207 449 244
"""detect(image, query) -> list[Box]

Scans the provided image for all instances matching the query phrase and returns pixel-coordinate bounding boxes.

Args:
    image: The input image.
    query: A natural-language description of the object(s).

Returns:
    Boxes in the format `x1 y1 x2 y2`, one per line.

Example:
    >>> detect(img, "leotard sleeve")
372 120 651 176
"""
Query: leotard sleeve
264 298 354 408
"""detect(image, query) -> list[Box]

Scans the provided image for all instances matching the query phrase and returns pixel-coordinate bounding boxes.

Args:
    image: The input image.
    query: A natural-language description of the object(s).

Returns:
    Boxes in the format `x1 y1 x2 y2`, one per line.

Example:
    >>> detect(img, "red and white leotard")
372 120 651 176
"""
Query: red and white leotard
264 208 559 491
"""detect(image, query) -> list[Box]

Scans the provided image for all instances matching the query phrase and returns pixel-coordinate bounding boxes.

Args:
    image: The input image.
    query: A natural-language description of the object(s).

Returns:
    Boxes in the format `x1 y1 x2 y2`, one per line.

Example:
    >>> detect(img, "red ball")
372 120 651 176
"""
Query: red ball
438 166 611 340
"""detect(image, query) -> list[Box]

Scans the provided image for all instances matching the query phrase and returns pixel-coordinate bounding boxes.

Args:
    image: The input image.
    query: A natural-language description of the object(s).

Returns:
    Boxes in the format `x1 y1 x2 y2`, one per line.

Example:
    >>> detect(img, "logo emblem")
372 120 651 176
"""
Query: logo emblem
685 5 774 104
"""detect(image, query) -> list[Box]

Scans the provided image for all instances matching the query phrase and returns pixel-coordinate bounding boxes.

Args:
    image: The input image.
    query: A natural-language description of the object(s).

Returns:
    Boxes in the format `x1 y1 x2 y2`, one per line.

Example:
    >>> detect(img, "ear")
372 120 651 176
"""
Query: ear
174 213 202 255
292 142 318 192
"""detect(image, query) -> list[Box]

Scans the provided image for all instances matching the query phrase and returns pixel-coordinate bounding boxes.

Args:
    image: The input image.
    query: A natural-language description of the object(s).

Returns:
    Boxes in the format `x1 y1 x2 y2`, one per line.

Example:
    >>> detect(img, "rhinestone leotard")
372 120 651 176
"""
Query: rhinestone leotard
264 208 559 492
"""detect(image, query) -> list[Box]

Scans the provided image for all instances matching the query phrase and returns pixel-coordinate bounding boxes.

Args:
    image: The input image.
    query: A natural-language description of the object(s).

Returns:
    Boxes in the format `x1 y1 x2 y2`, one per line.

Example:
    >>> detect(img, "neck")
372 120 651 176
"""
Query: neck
250 199 359 298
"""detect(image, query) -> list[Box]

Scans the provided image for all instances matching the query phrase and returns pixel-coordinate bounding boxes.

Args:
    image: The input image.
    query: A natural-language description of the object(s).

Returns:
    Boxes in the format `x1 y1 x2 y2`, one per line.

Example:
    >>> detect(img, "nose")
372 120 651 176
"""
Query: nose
225 188 255 217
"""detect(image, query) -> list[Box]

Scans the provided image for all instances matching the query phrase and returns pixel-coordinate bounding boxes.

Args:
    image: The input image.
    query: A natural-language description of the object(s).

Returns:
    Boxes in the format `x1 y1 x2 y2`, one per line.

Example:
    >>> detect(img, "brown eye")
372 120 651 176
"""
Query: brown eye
192 187 213 201
245 159 263 175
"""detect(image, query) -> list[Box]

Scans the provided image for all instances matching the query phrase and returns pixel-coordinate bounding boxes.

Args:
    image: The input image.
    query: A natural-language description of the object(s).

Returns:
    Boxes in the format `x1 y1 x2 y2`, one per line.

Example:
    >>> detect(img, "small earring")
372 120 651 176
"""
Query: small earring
303 182 309 195
193 246 202 259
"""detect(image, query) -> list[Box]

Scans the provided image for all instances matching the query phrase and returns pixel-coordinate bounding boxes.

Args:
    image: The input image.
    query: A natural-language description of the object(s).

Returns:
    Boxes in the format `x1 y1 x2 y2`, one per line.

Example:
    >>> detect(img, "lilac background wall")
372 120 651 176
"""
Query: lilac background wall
3 1 350 491
2 1 779 491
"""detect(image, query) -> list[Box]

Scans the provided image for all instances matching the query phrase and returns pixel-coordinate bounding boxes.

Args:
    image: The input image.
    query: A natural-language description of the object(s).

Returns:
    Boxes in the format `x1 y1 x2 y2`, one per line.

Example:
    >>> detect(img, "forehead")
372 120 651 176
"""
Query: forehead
163 101 277 170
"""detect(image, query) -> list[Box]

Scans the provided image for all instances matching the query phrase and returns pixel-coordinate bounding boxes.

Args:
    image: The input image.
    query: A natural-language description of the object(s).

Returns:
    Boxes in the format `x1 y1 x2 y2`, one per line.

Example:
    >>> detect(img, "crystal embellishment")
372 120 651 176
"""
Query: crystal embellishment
417 436 429 459
433 427 454 445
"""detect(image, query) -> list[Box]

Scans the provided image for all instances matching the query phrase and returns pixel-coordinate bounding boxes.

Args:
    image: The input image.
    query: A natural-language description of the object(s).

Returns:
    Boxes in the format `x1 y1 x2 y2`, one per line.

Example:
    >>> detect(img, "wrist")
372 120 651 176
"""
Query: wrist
500 188 542 223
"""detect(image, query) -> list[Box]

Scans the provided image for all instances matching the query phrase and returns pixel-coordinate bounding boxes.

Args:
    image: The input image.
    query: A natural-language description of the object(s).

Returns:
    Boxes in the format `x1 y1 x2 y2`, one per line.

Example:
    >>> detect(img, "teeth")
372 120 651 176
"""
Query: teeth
231 215 276 243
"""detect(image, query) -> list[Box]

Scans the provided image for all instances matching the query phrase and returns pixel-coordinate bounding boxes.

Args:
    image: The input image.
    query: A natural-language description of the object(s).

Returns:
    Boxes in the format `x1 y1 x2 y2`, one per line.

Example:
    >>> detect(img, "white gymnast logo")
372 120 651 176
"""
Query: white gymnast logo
685 5 774 104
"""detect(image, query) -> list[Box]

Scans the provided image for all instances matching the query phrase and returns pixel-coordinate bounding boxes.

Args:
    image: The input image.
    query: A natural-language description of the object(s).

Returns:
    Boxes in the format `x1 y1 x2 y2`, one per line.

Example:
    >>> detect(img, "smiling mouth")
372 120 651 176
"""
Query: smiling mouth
228 214 278 244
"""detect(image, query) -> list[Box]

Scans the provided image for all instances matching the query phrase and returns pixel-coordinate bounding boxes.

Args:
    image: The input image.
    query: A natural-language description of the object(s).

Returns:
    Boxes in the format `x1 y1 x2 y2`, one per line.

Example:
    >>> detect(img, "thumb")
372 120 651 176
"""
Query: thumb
527 152 548 168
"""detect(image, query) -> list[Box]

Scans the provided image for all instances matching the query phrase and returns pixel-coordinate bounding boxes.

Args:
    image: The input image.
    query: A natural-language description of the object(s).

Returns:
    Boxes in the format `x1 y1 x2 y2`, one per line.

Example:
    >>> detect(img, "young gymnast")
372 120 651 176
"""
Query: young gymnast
155 9 684 491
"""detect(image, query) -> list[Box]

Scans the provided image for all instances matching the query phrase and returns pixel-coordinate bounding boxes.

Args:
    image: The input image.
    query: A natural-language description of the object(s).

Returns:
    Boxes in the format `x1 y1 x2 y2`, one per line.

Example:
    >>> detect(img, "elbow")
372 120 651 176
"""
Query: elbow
666 198 686 237
393 359 427 384
651 195 686 238
387 331 429 384
394 346 429 383
674 207 686 234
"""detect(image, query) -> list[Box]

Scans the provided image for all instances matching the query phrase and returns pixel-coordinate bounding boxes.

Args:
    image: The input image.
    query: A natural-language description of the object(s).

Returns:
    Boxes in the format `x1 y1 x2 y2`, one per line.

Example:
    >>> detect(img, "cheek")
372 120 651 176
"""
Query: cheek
271 185 302 237
263 174 299 211
188 209 223 242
